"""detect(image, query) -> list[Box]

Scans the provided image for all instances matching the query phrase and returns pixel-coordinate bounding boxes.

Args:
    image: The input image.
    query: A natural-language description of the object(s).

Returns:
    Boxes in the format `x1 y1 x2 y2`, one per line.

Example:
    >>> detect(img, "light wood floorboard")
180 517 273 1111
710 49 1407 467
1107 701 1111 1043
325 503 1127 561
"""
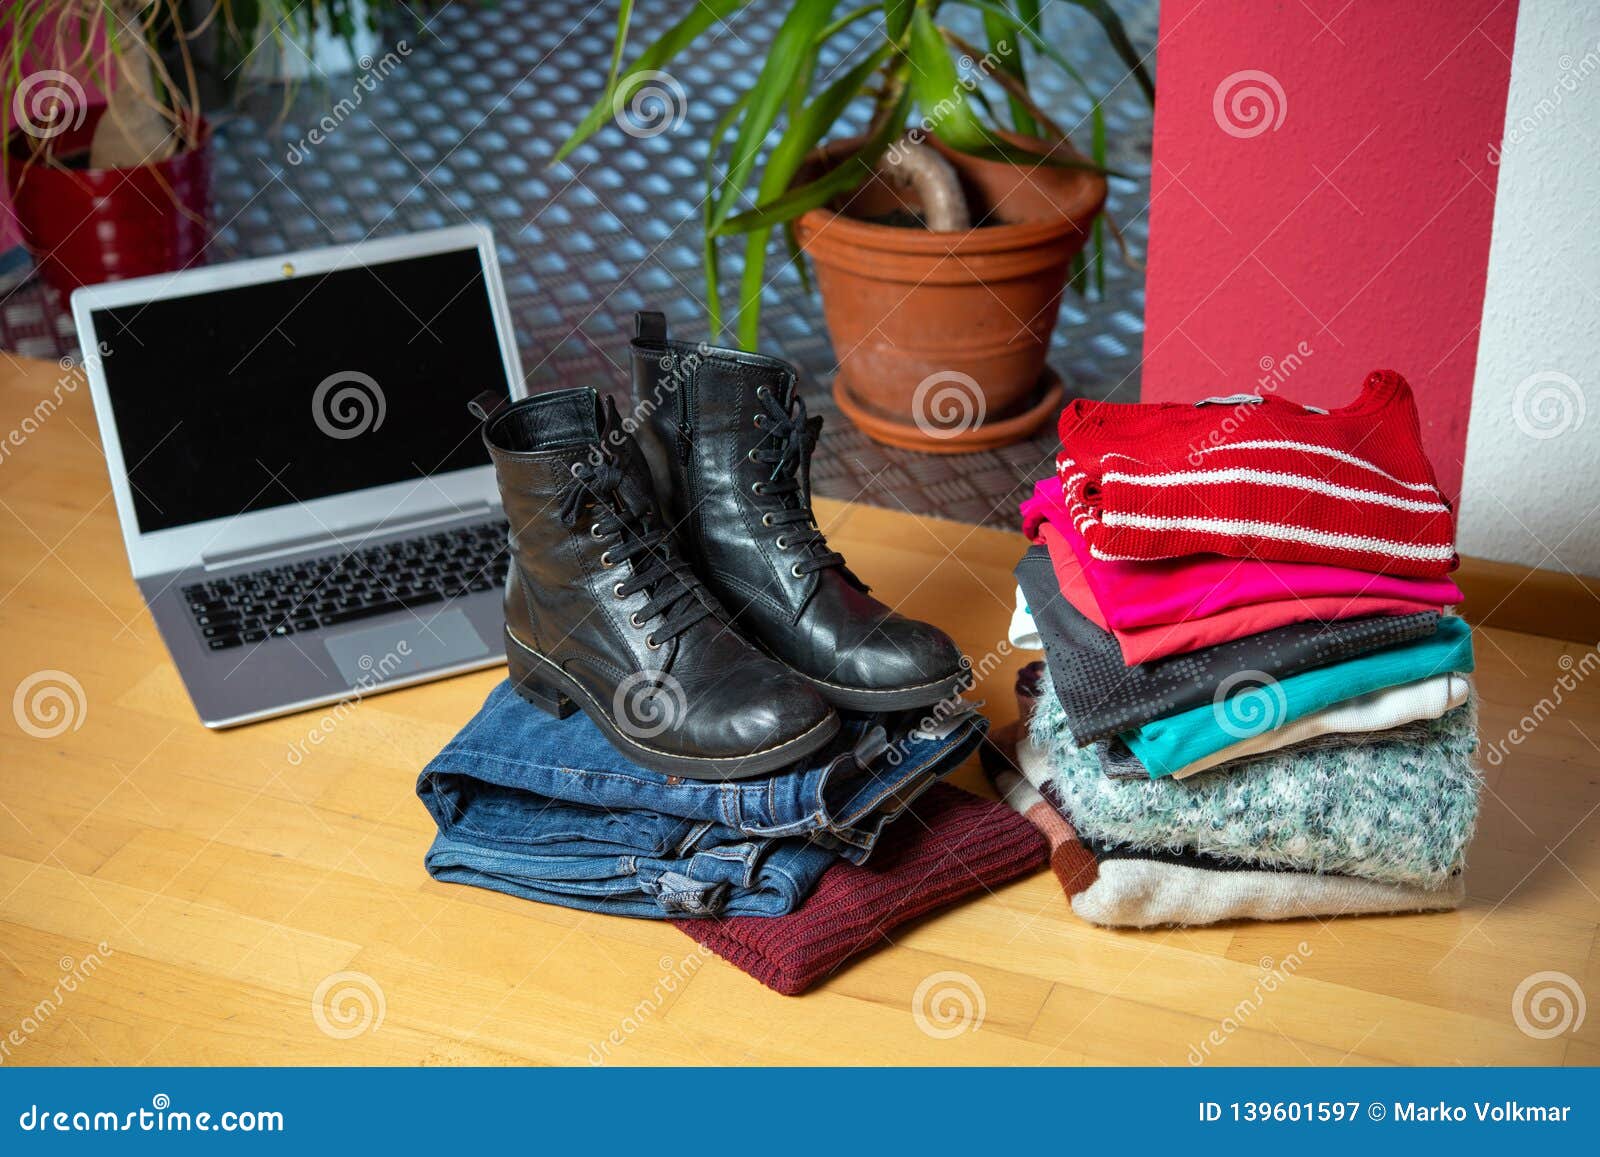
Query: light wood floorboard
1 356 1595 1065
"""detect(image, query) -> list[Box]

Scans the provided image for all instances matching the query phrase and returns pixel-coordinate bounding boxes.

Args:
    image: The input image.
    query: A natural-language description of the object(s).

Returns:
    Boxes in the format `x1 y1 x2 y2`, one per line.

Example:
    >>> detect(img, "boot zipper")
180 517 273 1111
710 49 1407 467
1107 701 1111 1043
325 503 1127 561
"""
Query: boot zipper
678 375 700 539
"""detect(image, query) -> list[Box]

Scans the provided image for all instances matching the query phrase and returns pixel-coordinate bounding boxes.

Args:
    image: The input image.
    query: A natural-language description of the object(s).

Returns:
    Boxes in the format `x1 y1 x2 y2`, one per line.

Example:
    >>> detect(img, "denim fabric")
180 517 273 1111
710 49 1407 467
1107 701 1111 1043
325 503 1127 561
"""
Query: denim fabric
422 807 838 918
423 680 987 861
417 681 988 918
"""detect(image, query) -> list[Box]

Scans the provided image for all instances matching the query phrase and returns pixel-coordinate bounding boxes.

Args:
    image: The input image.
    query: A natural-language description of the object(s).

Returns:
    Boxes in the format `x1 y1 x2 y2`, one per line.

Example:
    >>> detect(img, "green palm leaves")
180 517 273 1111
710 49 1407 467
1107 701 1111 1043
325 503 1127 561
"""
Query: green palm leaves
556 0 1152 349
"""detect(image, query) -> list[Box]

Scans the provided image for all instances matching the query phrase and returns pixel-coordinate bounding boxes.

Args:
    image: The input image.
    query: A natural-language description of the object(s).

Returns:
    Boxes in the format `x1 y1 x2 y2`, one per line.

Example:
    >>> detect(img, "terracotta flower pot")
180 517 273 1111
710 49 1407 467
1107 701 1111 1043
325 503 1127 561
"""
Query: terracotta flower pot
794 134 1106 453
5 105 212 295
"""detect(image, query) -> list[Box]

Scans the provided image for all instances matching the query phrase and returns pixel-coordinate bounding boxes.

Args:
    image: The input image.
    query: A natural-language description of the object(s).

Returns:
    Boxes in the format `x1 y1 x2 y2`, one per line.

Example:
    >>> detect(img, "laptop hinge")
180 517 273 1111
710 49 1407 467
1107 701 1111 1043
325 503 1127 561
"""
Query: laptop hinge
199 501 493 571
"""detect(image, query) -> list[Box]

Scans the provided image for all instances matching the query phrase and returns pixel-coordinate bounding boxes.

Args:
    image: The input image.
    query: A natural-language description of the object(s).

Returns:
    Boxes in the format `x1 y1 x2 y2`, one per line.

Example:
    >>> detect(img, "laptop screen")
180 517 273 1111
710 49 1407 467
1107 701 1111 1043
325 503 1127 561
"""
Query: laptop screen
92 247 510 534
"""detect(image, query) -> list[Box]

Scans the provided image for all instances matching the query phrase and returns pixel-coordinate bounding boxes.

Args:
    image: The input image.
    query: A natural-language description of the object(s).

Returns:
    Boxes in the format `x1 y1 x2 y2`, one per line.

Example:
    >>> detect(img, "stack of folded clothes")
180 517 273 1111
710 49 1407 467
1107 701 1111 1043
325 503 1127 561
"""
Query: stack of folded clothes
418 684 1045 992
999 370 1482 928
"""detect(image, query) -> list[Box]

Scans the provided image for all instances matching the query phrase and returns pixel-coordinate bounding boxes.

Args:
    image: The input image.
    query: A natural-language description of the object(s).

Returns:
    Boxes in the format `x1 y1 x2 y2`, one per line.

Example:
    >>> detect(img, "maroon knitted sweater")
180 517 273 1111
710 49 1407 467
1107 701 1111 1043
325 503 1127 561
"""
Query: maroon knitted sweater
673 782 1047 996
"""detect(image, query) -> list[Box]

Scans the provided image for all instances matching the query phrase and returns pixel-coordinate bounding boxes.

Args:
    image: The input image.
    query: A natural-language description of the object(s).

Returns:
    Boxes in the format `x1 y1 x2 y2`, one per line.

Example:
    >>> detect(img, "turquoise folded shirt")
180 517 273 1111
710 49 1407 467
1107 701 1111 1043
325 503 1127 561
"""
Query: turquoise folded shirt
1122 616 1475 778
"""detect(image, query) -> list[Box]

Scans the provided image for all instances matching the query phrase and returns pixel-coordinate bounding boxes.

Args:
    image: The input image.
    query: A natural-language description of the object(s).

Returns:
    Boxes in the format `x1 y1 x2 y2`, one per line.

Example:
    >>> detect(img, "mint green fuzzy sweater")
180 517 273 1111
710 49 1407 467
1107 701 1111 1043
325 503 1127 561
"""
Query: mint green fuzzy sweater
1028 683 1481 888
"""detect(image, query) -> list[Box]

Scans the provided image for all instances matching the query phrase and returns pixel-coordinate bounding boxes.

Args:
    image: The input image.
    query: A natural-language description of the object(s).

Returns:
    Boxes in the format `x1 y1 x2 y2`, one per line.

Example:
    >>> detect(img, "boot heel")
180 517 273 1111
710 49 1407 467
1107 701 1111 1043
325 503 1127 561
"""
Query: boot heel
507 648 578 719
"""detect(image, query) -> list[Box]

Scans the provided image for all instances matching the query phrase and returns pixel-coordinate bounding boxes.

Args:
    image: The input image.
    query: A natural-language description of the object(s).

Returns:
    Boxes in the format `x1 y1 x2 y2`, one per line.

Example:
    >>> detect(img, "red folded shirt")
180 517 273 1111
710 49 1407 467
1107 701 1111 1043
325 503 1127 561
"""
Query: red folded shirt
1056 370 1457 577
673 783 1046 996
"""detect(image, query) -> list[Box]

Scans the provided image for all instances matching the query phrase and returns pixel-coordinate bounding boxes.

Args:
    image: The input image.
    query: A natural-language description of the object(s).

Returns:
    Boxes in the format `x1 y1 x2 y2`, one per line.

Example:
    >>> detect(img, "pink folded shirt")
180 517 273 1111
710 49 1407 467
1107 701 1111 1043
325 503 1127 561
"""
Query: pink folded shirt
1021 478 1462 630
1039 524 1445 664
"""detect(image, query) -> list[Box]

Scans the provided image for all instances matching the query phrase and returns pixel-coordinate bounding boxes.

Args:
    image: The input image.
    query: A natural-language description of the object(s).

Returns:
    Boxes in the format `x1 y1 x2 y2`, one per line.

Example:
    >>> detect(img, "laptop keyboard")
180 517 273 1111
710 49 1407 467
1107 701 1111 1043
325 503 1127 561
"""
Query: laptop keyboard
181 519 509 651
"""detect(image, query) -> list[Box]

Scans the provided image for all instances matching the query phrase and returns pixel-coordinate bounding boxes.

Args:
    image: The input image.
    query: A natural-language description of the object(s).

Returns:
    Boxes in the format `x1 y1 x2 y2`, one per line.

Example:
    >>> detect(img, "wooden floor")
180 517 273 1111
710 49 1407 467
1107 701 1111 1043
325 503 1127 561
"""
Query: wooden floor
1 353 1597 1067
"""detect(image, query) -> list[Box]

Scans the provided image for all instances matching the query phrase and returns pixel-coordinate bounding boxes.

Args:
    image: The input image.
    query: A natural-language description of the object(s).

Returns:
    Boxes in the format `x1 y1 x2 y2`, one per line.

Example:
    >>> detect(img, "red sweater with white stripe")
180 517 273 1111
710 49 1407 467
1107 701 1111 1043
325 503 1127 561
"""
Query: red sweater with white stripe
1055 371 1457 577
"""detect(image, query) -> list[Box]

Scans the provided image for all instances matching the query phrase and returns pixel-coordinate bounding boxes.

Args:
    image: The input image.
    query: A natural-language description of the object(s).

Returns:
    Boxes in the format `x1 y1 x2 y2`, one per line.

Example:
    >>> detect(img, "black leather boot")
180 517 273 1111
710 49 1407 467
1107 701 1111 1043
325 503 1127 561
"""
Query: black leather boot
472 386 838 780
629 313 969 711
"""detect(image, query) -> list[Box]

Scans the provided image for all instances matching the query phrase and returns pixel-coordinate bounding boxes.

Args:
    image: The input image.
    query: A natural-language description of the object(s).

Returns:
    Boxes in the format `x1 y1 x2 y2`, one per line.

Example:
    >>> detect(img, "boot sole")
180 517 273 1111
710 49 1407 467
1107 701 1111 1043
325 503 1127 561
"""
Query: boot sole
796 666 974 712
503 629 840 781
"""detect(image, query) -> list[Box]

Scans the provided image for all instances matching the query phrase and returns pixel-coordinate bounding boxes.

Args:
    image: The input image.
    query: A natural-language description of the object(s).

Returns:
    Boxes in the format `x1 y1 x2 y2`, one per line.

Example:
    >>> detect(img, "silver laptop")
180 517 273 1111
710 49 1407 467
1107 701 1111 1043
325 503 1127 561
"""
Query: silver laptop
70 225 526 727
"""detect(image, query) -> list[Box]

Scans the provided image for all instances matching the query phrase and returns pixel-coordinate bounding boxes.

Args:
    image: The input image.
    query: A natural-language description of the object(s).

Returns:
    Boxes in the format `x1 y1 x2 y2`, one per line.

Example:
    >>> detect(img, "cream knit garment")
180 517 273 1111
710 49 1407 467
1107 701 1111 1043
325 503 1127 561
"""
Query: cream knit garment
1071 857 1464 928
1171 672 1472 779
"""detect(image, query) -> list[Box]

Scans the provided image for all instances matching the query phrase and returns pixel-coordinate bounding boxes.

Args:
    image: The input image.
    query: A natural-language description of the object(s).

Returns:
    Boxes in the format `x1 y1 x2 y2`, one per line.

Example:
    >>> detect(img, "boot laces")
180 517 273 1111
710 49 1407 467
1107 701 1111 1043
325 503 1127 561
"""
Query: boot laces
558 410 714 649
751 385 845 577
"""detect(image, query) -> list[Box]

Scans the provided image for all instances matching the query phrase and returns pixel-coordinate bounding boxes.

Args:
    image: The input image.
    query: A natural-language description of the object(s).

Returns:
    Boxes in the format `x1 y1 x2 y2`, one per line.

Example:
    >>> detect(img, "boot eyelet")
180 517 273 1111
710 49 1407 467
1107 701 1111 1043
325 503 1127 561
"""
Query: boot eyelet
746 448 760 463
630 612 645 628
645 634 661 650
791 564 805 578
600 550 615 568
753 415 765 429
612 582 626 598
751 481 766 496
775 535 789 550
755 386 771 401
590 524 606 539
569 462 585 478
761 513 775 527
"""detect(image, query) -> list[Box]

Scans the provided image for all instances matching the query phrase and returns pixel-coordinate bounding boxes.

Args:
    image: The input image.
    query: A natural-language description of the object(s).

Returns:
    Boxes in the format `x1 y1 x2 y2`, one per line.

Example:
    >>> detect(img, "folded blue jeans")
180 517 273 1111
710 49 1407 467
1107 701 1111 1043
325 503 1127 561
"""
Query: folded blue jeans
417 681 988 918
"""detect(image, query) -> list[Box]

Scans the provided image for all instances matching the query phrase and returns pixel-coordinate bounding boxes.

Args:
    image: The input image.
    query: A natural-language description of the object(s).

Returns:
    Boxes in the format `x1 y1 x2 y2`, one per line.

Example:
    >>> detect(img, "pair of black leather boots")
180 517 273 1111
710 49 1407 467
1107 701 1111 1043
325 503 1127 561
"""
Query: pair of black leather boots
471 312 968 781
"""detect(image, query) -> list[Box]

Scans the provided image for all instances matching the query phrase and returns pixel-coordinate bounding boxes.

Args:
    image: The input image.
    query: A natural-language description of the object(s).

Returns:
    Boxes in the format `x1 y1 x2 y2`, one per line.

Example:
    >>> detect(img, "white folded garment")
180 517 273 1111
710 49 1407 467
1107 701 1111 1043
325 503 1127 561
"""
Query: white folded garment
1008 583 1042 650
1171 672 1472 779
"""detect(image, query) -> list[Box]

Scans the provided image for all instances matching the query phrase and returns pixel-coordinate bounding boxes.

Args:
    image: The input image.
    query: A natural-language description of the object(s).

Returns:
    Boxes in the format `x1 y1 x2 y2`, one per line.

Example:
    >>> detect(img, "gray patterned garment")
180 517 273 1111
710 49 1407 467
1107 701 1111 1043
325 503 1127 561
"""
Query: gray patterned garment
1014 547 1441 746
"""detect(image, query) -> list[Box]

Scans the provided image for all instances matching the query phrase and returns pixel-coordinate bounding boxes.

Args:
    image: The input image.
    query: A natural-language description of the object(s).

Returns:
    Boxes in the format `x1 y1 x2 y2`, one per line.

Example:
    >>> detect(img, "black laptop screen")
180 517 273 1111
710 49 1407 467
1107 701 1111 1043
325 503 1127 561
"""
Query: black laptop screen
94 247 511 533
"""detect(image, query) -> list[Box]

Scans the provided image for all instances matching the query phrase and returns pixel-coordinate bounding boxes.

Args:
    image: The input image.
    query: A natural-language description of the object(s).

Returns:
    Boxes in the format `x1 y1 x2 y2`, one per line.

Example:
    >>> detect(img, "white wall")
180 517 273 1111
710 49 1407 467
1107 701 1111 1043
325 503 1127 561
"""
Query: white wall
1459 1 1600 575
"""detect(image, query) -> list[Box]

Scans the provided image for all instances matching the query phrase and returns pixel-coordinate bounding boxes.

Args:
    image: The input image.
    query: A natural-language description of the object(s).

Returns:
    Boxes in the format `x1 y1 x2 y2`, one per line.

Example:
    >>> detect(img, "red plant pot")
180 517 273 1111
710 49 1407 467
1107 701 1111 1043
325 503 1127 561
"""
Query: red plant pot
5 105 212 294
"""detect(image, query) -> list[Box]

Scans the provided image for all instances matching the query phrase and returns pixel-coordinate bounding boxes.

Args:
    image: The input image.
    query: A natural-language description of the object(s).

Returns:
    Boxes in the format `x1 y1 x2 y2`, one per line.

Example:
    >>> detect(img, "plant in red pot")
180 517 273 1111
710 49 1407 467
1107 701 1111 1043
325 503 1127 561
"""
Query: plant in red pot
557 0 1153 452
2 0 397 294
3 0 223 294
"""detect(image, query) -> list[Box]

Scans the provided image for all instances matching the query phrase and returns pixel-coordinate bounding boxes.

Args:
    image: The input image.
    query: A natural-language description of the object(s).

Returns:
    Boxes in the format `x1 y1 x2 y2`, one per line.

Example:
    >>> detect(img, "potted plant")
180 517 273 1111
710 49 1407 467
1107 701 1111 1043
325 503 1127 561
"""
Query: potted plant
2 0 394 294
557 0 1153 452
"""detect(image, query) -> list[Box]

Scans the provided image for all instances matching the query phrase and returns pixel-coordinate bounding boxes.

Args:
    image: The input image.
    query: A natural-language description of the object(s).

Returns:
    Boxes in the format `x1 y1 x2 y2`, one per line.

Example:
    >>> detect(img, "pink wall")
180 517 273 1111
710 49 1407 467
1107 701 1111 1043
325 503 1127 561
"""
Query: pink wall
1139 0 1519 498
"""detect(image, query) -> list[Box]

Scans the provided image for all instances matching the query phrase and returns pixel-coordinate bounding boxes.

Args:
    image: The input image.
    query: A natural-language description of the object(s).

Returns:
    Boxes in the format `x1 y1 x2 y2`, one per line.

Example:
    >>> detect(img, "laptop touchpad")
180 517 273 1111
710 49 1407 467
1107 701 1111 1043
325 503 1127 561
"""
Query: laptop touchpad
324 608 489 687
